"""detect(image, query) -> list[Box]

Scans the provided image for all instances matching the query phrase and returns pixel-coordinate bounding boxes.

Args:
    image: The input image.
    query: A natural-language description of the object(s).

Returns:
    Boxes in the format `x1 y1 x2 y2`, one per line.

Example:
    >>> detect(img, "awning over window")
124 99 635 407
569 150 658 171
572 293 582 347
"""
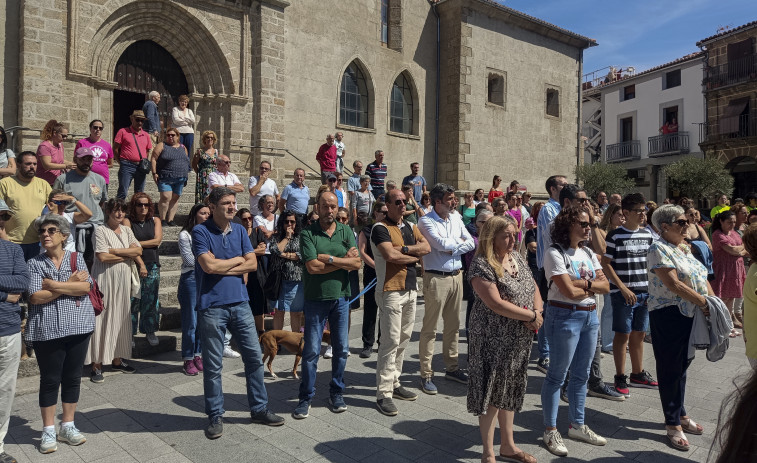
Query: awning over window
720 98 749 134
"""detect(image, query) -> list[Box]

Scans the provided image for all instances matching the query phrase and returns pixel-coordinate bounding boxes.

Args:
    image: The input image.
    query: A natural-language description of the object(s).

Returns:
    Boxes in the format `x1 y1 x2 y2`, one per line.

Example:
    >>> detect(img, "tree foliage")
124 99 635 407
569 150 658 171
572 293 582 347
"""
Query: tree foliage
663 157 733 200
574 163 636 199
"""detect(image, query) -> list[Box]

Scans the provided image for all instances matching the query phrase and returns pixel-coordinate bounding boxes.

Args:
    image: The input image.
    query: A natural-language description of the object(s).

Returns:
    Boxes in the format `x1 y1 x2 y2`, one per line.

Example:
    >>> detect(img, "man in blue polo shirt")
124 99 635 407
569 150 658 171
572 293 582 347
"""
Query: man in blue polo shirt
278 167 310 216
292 191 362 419
193 187 284 439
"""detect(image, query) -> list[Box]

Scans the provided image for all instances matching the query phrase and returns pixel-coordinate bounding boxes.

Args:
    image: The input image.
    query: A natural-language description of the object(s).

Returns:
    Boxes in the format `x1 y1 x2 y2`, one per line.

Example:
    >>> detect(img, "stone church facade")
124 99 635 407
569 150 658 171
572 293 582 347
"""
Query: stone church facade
0 0 594 193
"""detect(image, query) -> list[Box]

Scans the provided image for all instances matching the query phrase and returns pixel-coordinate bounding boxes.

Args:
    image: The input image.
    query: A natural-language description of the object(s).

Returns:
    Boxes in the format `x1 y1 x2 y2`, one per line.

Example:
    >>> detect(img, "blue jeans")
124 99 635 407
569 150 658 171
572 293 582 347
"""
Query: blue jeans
299 298 349 401
600 293 614 351
536 268 550 359
178 272 201 360
199 301 268 418
117 160 147 200
180 133 194 155
611 292 649 334
541 303 599 428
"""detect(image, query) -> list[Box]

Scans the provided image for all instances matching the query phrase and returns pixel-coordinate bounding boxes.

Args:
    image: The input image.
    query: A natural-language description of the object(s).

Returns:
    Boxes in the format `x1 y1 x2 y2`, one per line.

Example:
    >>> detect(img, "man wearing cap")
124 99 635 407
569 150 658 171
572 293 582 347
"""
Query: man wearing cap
113 110 153 200
0 151 52 260
53 147 107 266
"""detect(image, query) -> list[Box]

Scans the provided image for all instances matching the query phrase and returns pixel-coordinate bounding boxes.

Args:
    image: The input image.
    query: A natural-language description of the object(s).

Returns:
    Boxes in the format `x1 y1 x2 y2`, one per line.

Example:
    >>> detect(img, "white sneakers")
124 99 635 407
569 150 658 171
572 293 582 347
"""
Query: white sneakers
544 425 606 456
323 346 333 359
222 346 241 358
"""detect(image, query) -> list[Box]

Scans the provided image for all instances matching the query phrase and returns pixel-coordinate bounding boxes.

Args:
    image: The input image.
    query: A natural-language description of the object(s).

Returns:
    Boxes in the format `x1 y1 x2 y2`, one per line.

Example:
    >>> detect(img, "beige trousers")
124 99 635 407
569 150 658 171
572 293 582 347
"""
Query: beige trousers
376 289 417 399
0 332 21 454
419 272 462 378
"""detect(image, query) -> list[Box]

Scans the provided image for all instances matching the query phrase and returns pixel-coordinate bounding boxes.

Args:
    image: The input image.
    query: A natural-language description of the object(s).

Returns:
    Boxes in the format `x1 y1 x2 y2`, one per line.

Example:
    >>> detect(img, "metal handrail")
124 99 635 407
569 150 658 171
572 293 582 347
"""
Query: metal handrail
606 140 640 162
231 144 354 177
648 132 689 156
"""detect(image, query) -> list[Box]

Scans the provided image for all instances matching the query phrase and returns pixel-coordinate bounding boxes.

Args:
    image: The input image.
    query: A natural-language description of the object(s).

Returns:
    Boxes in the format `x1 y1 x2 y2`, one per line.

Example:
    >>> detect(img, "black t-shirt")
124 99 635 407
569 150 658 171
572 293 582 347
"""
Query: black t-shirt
525 228 537 269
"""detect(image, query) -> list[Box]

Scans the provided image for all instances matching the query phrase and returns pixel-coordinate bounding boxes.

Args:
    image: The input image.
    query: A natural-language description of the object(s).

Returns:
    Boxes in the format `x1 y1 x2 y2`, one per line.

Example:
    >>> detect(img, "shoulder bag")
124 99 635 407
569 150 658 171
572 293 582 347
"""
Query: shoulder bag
70 252 104 315
132 132 152 174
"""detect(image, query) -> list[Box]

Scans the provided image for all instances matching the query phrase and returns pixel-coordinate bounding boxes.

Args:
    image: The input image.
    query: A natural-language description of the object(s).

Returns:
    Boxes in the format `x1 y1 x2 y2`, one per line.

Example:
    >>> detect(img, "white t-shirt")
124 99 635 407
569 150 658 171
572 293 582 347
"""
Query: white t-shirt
254 214 278 254
247 176 279 216
62 212 75 251
544 245 602 306
208 171 241 189
0 148 15 169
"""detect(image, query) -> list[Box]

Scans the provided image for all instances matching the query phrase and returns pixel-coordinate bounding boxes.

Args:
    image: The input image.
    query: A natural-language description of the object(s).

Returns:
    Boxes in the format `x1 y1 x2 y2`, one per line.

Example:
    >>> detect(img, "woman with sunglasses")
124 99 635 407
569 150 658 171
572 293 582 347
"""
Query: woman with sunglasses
27 214 94 453
711 210 748 335
356 201 387 358
269 211 305 332
236 208 269 342
74 120 113 191
647 205 713 450
541 206 610 456
123 193 163 347
488 175 504 204
151 127 190 226
178 203 211 375
191 130 219 203
36 120 77 186
0 125 16 178
684 207 712 250
85 199 142 383
44 189 93 252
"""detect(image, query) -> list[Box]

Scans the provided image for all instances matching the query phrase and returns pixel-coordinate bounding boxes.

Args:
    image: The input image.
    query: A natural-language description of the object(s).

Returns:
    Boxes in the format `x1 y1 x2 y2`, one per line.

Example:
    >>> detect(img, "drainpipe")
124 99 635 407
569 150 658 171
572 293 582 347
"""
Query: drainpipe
576 48 583 181
428 0 440 184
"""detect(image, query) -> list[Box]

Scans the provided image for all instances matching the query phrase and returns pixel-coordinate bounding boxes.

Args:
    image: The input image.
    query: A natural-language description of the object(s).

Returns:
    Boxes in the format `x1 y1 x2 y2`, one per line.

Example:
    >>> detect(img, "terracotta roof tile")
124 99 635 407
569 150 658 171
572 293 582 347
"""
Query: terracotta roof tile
696 20 757 46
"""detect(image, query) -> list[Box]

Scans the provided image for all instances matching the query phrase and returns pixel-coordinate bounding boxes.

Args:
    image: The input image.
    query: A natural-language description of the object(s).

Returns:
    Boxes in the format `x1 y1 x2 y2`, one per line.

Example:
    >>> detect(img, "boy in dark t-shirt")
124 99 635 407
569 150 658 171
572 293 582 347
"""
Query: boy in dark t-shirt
601 193 658 397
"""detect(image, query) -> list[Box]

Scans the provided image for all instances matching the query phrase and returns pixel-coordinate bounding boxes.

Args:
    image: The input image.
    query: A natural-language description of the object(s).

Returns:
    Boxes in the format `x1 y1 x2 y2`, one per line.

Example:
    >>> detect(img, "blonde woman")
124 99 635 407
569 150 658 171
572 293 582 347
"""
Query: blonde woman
171 95 195 154
36 120 76 186
191 130 219 203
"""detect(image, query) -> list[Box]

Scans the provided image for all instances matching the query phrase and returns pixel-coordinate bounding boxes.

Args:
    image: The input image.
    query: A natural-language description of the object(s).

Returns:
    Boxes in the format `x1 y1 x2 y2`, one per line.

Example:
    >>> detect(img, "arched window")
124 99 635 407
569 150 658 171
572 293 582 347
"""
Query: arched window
339 62 370 128
390 72 414 134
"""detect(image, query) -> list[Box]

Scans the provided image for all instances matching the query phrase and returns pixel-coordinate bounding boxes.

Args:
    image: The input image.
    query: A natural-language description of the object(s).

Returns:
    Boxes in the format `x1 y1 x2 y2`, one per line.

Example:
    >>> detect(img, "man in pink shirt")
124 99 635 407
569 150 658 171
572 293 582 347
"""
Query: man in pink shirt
75 119 114 192
113 110 152 199
315 134 337 184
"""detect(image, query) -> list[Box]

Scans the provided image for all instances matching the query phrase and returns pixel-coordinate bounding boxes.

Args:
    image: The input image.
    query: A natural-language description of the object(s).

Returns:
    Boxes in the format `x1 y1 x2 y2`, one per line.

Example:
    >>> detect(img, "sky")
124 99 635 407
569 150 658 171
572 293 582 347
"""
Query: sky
500 0 755 76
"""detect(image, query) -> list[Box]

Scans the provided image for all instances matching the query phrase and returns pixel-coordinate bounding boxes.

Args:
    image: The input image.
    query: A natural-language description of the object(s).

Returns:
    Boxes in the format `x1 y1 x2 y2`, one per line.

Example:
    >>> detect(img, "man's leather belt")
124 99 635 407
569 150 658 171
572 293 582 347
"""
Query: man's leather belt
549 300 597 311
425 269 460 277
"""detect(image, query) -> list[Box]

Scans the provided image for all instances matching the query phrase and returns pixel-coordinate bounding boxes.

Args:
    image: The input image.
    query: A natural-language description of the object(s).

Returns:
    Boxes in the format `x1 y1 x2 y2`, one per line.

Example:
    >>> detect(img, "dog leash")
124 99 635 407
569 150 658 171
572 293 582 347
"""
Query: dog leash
348 278 377 305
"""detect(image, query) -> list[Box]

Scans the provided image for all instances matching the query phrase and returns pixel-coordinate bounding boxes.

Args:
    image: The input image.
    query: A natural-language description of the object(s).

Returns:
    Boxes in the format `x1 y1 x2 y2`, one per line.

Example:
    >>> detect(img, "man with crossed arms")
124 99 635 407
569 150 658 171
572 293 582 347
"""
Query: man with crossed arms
371 188 430 416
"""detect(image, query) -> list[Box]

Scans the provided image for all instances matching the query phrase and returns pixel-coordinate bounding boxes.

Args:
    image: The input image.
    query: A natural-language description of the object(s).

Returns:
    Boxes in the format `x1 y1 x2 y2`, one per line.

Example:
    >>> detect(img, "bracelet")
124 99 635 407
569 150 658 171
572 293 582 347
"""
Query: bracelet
587 280 592 291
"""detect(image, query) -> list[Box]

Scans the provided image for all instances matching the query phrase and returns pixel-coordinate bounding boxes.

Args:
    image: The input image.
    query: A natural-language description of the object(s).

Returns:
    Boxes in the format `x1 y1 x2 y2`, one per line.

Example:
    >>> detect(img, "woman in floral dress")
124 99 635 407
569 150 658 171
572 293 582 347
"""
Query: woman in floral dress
191 130 219 203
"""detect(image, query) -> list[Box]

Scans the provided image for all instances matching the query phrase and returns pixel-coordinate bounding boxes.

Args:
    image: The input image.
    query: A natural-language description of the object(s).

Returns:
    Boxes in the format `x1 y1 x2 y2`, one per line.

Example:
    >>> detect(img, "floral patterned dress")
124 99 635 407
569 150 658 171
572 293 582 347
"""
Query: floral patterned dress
466 254 536 415
194 148 218 203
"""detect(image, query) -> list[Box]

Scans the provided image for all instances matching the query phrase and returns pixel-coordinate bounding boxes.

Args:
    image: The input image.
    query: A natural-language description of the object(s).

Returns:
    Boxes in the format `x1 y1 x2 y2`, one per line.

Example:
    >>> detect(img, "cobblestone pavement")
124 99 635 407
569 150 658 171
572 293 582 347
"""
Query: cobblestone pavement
6 300 750 463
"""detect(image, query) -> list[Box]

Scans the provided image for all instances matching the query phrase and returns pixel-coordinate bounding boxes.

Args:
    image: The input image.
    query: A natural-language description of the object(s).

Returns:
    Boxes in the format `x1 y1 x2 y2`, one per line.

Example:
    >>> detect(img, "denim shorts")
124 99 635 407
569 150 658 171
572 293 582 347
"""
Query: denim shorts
157 177 187 195
611 291 649 334
277 280 304 312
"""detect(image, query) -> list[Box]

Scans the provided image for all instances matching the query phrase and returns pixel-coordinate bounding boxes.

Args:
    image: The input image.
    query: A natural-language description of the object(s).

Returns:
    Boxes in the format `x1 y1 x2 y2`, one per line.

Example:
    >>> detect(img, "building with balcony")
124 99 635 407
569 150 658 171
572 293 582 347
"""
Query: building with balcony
697 21 757 199
581 53 705 202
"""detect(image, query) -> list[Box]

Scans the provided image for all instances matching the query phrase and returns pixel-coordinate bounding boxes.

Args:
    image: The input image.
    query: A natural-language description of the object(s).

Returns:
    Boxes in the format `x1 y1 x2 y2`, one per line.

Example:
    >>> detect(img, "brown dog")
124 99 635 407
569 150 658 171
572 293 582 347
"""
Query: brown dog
259 329 331 379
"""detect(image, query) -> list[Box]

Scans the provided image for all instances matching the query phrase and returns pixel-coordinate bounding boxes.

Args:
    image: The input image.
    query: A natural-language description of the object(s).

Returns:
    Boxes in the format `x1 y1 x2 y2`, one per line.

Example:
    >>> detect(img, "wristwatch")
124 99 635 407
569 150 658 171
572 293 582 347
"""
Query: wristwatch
327 255 334 264
401 246 409 254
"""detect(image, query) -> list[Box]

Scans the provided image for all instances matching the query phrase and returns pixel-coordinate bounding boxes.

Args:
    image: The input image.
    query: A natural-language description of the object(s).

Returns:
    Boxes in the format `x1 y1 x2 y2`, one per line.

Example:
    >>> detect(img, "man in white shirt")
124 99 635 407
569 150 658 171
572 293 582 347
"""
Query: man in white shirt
247 160 279 216
208 155 245 194
417 183 475 395
334 132 346 173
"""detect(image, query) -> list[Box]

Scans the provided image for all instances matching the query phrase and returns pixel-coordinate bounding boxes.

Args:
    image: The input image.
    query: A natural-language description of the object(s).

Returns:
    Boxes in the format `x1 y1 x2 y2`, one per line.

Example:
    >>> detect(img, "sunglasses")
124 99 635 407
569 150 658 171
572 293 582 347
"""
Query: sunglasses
165 133 177 137
0 213 10 221
53 200 71 206
394 199 406 206
328 178 337 182
38 227 60 235
91 126 104 131
672 219 689 227
578 221 591 228
137 203 150 208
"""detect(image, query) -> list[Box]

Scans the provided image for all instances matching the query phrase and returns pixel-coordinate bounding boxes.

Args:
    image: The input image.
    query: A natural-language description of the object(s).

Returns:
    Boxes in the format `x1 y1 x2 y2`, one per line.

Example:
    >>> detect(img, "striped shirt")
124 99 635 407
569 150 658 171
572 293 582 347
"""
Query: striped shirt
604 226 654 293
366 161 387 192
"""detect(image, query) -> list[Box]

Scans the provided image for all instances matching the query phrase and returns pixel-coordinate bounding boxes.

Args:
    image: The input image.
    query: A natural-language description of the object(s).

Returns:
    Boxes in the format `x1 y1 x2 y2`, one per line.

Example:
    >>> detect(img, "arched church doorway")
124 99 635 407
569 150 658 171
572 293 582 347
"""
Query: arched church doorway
113 40 189 134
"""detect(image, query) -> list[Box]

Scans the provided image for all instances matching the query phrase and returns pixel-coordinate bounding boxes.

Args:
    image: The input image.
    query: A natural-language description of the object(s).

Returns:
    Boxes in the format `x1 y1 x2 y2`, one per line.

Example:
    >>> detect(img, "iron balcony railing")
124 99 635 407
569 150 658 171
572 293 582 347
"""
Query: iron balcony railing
701 114 757 143
606 140 641 163
648 132 690 156
704 53 757 89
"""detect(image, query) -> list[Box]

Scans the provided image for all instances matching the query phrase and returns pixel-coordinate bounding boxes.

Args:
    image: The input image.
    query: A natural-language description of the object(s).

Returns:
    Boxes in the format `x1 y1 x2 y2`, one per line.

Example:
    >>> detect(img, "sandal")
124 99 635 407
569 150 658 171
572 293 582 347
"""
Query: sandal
729 329 742 338
666 428 690 451
681 417 704 435
499 451 536 463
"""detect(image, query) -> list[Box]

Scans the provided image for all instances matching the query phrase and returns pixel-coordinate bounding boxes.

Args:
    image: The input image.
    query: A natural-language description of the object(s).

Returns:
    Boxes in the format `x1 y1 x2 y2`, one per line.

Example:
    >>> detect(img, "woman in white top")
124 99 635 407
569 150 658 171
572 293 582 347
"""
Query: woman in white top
44 189 92 252
541 206 610 457
0 126 16 177
254 194 278 312
171 95 196 154
178 203 210 376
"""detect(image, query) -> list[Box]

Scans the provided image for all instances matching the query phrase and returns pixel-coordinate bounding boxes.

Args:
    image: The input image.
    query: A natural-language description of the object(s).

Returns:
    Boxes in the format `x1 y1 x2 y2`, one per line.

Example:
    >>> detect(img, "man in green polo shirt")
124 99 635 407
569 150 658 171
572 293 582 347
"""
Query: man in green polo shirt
293 191 361 419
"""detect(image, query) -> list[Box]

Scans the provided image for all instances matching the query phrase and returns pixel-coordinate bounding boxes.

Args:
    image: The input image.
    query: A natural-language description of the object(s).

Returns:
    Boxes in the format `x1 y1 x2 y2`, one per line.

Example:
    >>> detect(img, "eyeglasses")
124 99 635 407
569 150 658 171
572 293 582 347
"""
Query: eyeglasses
91 126 104 131
672 219 688 227
578 221 591 228
0 213 10 221
137 203 150 208
37 227 60 236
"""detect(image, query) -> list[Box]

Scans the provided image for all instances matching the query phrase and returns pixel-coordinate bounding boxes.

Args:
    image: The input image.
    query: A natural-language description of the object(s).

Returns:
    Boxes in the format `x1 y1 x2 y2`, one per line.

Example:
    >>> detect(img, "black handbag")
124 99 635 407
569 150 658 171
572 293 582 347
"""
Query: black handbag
262 254 282 301
133 133 151 174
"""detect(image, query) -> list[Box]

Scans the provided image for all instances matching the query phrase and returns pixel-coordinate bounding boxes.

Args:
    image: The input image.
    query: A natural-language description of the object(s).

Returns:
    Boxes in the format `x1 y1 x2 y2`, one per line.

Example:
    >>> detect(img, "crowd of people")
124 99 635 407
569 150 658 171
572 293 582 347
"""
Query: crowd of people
0 115 755 463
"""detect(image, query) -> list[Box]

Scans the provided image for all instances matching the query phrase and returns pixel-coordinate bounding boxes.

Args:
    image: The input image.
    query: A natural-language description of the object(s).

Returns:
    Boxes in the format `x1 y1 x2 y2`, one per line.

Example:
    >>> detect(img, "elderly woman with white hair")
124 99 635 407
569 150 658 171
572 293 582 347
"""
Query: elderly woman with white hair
26 214 95 453
647 204 714 451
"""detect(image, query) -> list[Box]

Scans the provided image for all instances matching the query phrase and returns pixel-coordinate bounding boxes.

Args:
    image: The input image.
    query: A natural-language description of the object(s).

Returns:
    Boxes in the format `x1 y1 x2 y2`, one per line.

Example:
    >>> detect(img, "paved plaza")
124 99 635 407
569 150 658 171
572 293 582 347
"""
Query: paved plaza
5 300 750 463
